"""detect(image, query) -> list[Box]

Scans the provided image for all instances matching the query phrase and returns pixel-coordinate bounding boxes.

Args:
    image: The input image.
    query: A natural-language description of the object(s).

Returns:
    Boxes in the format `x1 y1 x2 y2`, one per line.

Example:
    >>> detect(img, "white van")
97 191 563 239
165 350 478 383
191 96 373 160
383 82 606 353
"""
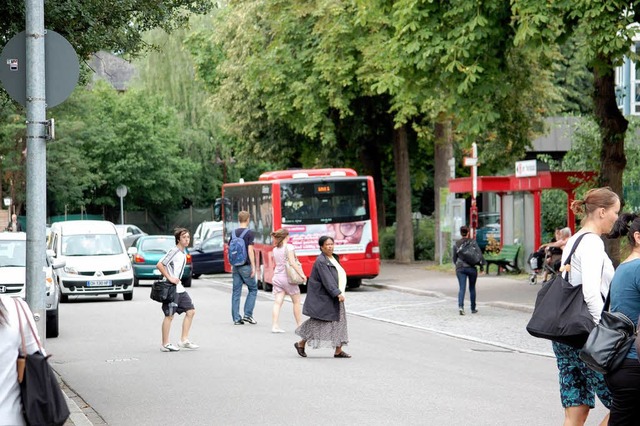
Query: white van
48 220 134 301
193 220 223 248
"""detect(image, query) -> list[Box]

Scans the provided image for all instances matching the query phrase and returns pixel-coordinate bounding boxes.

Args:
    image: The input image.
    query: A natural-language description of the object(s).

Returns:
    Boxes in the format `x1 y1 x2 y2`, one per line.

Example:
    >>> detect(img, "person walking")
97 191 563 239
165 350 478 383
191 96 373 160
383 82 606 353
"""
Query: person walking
604 212 640 425
270 228 305 333
156 227 199 352
294 236 350 358
452 225 485 315
230 210 258 325
0 296 40 425
552 187 619 426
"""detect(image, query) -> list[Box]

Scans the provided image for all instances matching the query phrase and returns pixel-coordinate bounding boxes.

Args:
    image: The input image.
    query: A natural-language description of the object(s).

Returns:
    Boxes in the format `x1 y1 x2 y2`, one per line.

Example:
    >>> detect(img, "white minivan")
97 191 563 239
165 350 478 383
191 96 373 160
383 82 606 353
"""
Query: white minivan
48 220 134 301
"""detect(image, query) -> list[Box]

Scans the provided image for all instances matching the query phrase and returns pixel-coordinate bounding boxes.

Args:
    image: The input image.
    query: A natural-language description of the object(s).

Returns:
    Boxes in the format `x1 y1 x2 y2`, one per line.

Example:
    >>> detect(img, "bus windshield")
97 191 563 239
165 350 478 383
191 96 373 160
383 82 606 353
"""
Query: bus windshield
280 179 369 225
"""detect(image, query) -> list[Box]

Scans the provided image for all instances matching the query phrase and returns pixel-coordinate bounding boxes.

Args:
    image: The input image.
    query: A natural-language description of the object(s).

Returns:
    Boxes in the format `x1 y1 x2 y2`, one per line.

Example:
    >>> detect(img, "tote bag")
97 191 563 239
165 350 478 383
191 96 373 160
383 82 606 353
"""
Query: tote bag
284 245 305 285
526 233 596 348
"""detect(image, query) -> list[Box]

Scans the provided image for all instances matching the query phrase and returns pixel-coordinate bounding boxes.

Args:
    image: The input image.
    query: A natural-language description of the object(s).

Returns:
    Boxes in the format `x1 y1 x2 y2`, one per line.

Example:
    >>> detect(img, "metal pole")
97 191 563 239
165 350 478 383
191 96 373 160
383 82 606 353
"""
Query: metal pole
120 196 124 225
25 0 47 342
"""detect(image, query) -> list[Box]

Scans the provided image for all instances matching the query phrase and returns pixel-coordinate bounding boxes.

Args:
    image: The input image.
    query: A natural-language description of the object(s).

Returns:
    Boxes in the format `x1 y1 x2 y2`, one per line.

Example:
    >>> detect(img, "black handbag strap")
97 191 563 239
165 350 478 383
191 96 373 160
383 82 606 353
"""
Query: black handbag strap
562 232 592 281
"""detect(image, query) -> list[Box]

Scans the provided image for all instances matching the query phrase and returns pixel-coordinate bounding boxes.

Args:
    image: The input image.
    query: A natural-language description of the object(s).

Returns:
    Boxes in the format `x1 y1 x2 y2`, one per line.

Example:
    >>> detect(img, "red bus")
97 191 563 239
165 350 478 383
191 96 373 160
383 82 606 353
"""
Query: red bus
215 168 380 290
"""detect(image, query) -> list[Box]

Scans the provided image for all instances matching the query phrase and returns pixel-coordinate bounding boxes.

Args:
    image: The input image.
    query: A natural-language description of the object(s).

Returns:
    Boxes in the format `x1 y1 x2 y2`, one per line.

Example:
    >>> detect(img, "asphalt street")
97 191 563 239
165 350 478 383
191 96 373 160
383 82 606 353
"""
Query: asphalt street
52 262 609 425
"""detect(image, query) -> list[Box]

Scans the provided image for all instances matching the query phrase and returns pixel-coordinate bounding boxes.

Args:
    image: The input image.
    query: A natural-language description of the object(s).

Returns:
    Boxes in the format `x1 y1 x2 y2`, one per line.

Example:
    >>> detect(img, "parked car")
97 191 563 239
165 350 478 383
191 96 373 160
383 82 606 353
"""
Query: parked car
48 220 134 302
192 220 223 248
0 232 65 337
476 212 501 251
191 230 225 278
128 235 192 287
115 224 147 248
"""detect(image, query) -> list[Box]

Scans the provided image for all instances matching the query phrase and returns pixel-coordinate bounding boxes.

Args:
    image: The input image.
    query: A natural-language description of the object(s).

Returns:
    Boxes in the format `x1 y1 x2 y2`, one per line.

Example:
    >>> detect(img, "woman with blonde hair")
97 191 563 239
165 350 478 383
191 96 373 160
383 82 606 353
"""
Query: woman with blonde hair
270 228 305 333
553 187 619 426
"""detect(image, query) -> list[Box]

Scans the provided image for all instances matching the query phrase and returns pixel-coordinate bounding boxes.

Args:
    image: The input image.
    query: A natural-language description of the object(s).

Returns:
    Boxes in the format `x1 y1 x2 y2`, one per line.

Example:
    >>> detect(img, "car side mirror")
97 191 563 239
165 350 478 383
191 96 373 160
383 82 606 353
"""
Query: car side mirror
127 247 137 255
52 260 65 270
46 249 55 258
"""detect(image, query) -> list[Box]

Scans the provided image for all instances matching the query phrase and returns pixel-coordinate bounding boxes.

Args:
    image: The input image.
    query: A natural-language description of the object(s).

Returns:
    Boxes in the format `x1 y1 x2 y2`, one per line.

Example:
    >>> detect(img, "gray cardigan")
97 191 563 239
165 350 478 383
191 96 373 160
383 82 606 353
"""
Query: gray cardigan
302 253 342 321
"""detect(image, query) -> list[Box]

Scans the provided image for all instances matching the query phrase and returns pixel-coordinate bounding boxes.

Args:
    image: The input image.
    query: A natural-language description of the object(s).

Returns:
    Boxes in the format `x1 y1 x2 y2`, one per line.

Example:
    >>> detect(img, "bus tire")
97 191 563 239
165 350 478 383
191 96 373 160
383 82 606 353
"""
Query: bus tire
346 278 361 289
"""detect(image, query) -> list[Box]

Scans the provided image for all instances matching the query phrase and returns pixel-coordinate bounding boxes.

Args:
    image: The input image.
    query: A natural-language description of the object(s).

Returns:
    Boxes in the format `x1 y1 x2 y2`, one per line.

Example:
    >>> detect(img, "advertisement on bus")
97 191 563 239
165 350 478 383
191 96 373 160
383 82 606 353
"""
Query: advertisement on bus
283 220 373 256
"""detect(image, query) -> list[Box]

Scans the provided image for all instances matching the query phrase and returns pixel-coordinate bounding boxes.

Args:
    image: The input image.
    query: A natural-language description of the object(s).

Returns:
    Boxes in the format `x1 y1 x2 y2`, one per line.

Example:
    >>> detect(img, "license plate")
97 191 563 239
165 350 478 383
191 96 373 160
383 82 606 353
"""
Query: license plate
152 269 160 275
87 280 111 287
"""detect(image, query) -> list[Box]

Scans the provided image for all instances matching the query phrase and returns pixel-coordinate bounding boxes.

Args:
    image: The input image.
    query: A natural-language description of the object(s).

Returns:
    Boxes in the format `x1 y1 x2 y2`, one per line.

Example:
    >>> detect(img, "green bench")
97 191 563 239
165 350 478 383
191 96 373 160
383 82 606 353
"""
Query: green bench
484 244 521 275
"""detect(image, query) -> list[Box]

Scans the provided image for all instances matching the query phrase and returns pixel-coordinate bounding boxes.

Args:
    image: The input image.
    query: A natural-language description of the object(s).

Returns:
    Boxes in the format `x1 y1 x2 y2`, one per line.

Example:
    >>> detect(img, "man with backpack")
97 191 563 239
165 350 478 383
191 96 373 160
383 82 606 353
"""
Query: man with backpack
452 225 486 316
229 211 258 325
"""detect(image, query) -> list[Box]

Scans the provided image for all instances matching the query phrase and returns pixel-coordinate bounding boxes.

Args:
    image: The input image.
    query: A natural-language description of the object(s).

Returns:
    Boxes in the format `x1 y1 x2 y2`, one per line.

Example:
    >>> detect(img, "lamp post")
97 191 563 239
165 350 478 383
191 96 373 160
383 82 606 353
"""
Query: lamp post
116 185 127 225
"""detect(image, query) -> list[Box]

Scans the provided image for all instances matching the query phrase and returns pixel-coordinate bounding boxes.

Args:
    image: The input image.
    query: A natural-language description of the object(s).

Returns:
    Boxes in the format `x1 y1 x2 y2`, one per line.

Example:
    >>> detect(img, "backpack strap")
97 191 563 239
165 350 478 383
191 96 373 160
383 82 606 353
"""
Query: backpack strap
561 232 592 281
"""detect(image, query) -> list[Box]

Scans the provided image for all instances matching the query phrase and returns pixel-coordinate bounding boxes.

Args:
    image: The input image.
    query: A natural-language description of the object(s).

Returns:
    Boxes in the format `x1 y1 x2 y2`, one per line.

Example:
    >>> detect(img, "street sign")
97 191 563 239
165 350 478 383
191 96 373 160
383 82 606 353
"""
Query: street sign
0 30 79 108
463 157 477 167
116 185 128 198
515 159 537 177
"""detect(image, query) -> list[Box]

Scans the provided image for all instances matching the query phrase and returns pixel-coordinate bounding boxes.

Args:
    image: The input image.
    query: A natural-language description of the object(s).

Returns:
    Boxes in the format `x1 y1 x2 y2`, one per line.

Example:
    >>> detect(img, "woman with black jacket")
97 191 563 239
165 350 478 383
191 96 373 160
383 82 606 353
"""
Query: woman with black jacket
294 236 350 358
453 226 485 316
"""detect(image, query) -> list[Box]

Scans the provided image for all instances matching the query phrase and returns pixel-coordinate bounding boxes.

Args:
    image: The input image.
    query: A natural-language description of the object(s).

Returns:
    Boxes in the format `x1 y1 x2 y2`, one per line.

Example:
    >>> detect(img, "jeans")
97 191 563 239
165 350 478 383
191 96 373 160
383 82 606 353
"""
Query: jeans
605 358 640 424
456 267 477 310
231 264 257 321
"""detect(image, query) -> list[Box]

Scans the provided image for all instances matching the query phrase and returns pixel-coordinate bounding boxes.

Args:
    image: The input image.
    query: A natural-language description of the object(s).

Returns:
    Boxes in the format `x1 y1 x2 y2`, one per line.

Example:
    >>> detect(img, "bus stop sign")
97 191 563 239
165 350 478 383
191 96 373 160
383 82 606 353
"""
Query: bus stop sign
0 30 79 108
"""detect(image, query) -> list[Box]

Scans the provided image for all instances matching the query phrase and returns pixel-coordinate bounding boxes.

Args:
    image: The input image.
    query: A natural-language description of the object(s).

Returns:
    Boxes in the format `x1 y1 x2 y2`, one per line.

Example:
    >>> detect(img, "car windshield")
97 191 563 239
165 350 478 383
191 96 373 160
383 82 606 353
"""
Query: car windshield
140 237 174 253
0 240 26 267
62 234 123 256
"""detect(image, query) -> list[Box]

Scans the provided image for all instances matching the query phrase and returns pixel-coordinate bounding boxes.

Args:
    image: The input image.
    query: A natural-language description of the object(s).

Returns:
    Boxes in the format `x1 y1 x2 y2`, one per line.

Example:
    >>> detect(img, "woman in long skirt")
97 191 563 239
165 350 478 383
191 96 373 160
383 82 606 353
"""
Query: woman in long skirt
294 235 350 358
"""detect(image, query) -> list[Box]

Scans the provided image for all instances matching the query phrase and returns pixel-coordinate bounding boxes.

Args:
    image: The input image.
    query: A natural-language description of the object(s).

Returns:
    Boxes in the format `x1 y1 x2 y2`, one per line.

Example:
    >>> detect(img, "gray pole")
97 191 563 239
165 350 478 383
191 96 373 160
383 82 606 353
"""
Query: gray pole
120 197 124 225
25 0 47 342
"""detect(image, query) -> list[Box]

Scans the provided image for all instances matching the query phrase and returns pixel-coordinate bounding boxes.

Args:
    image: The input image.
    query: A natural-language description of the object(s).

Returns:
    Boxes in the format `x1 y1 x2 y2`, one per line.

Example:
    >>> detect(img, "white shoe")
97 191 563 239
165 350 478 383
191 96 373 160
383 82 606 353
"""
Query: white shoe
161 343 180 352
271 327 285 333
178 340 200 350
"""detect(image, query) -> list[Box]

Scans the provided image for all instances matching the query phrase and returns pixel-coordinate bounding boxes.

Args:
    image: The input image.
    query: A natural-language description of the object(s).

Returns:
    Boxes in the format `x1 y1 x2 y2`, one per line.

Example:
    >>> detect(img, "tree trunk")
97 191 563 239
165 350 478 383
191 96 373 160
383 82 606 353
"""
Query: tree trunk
394 123 414 263
359 139 386 228
434 115 453 263
593 55 627 266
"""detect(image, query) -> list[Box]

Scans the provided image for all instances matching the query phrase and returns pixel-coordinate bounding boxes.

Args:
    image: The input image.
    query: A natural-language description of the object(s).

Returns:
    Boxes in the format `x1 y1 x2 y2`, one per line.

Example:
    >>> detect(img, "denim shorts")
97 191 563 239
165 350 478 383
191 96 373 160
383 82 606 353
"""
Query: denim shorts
162 292 194 317
552 341 612 408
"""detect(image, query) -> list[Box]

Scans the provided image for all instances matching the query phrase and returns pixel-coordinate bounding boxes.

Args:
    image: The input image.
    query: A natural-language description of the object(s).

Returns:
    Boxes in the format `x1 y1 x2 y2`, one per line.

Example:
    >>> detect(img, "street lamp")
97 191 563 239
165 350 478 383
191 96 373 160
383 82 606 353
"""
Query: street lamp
116 185 127 225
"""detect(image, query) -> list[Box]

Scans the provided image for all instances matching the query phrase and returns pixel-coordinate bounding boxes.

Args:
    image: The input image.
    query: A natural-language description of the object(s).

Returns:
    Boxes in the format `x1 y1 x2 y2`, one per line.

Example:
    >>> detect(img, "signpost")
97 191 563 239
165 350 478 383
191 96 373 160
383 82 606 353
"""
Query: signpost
116 185 128 225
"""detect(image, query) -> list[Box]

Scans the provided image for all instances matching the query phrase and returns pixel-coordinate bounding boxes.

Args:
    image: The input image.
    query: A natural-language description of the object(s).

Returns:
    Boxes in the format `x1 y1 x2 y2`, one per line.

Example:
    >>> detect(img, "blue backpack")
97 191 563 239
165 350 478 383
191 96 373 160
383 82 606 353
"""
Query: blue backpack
229 228 249 266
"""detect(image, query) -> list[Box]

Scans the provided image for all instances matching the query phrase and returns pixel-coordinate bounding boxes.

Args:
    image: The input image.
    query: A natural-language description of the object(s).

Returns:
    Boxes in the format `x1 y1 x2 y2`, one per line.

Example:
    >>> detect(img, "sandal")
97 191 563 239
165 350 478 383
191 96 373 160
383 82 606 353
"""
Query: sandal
334 351 351 358
294 342 307 358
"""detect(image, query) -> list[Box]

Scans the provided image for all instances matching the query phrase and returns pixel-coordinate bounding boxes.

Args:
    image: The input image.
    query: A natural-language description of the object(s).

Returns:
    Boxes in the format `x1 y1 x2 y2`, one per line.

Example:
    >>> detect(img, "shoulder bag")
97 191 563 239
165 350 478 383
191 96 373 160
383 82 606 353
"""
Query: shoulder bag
579 294 636 374
284 245 305 285
150 280 176 303
526 233 596 348
15 299 70 426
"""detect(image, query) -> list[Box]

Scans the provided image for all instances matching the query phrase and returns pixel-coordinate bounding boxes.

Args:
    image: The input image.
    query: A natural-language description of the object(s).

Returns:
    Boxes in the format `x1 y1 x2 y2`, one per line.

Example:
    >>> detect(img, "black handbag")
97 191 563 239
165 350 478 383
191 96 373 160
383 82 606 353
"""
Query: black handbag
579 295 636 374
526 233 596 348
150 280 176 303
15 299 70 426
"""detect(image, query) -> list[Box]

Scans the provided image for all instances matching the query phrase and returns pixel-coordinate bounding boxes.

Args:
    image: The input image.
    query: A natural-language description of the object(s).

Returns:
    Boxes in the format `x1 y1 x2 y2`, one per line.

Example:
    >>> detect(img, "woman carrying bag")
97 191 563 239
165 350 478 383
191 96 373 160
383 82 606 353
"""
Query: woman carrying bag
552 187 619 426
270 228 305 333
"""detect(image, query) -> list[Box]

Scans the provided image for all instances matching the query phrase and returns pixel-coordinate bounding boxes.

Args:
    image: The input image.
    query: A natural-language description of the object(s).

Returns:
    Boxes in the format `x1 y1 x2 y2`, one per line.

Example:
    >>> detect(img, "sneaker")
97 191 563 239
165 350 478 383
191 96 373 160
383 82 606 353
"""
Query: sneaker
271 327 285 333
243 316 257 325
234 319 245 325
178 340 200 350
160 343 180 352
471 309 478 314
459 309 465 316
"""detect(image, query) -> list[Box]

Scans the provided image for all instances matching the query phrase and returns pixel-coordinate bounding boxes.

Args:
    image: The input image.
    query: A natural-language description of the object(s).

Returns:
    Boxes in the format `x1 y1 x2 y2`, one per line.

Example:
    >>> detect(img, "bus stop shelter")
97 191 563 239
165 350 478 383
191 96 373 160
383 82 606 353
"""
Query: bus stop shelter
448 171 596 258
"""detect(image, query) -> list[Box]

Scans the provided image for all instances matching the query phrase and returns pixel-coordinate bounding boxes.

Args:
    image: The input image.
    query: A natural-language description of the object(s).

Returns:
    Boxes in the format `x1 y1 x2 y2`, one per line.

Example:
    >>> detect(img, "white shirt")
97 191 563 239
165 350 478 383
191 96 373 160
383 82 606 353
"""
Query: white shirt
561 231 614 323
160 247 187 293
0 296 40 426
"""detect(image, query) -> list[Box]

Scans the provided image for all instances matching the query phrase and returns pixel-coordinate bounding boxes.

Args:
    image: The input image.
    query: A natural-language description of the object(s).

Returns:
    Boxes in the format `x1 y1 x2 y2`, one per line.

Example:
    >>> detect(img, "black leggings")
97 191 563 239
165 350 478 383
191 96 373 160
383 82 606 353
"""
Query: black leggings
605 358 640 425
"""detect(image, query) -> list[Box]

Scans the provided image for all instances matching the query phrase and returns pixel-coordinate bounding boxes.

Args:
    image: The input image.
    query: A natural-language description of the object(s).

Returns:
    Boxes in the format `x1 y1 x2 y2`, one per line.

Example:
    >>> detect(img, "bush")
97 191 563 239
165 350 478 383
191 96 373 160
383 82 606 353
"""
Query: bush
379 216 436 261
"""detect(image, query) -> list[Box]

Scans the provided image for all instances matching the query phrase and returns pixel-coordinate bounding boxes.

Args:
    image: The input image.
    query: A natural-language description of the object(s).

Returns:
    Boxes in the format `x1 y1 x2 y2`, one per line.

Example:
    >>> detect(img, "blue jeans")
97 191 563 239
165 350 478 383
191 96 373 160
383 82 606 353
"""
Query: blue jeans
231 264 257 321
456 267 477 310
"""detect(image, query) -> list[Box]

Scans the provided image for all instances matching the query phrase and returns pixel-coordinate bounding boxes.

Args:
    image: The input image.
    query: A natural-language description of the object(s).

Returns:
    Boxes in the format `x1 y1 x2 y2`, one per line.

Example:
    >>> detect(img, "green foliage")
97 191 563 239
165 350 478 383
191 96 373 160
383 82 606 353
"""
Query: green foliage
379 217 436 261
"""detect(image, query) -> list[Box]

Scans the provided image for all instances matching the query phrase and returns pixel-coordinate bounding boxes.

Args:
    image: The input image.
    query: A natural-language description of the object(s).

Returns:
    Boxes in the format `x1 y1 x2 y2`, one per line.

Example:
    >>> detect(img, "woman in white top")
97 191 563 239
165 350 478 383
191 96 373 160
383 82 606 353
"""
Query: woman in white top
553 187 619 426
0 296 41 425
270 228 305 333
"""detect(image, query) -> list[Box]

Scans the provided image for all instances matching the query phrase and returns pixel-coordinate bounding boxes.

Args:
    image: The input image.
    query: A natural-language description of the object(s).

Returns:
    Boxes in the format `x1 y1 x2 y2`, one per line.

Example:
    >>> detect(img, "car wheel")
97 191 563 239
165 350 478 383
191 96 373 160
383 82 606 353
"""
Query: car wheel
133 276 139 287
123 292 133 301
192 273 201 279
182 276 192 288
346 278 361 289
46 309 59 338
60 294 69 303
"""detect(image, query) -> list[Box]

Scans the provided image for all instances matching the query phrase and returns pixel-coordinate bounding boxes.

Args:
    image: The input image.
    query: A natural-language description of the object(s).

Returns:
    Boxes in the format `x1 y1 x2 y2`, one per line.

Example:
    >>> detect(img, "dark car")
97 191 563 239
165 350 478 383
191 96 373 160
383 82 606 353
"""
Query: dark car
191 231 225 278
128 235 192 287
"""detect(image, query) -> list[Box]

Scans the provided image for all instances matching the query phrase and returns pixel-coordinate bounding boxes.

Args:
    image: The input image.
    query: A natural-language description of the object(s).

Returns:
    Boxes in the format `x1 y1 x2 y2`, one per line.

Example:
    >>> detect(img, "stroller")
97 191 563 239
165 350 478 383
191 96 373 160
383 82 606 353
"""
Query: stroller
527 247 563 285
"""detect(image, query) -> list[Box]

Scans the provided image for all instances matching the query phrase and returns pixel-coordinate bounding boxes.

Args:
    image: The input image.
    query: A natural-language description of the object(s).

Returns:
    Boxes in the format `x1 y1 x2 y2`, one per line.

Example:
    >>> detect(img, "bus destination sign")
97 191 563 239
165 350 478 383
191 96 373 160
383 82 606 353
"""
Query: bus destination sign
315 183 334 194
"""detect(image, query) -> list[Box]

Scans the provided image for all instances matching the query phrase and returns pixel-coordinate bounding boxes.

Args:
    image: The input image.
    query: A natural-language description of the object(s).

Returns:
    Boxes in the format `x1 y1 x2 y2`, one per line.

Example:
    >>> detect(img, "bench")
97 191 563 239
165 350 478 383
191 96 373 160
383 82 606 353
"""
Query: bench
484 244 521 275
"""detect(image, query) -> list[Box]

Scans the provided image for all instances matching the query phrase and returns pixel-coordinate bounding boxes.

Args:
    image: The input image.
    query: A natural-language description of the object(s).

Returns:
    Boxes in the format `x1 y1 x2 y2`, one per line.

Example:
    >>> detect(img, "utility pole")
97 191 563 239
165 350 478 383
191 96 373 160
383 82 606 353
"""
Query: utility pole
25 0 47 340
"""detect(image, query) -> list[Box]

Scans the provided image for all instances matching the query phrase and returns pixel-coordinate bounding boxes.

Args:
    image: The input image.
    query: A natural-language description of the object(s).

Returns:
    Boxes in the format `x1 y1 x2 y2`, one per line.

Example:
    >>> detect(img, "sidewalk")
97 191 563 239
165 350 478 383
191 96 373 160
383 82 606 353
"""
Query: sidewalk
363 260 540 312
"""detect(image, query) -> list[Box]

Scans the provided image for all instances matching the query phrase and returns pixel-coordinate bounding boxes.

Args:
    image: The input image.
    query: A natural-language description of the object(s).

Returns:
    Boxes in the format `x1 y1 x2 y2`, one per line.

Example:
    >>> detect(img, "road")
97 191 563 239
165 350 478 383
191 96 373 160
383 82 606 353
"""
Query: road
49 273 609 425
